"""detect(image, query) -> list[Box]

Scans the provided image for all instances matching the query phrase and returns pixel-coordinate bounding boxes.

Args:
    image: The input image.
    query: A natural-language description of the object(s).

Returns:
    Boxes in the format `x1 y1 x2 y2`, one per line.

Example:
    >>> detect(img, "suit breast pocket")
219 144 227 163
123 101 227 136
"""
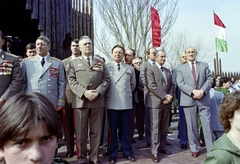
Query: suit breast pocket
75 68 86 78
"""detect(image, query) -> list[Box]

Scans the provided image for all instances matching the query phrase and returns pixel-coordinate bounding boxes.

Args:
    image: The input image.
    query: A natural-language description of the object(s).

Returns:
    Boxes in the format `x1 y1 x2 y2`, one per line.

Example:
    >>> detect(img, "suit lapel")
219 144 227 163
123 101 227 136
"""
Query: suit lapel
154 65 167 84
80 56 90 68
91 59 97 68
39 55 52 78
196 61 201 82
116 63 127 81
161 66 168 84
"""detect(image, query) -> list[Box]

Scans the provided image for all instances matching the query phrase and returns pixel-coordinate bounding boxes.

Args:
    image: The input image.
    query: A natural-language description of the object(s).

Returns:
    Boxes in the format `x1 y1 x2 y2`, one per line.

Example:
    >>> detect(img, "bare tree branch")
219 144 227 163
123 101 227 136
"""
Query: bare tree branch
94 0 178 60
165 31 214 71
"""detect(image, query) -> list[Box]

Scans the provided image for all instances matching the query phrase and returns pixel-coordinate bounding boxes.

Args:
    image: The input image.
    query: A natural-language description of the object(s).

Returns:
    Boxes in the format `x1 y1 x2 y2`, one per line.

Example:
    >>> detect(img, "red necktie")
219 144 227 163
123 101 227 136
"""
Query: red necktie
192 62 196 82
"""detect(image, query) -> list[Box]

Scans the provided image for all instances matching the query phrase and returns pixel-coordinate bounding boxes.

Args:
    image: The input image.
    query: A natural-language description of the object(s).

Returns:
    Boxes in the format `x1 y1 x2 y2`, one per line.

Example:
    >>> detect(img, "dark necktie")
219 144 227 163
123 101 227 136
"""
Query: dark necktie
117 63 120 71
87 57 90 66
192 62 196 82
160 67 164 72
152 61 155 65
41 57 45 67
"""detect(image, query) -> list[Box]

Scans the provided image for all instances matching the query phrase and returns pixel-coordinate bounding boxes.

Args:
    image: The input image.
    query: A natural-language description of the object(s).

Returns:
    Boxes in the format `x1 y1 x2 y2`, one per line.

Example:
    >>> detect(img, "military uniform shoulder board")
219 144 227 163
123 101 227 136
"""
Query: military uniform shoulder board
5 52 18 58
106 62 112 66
24 56 35 60
51 57 61 62
94 55 104 61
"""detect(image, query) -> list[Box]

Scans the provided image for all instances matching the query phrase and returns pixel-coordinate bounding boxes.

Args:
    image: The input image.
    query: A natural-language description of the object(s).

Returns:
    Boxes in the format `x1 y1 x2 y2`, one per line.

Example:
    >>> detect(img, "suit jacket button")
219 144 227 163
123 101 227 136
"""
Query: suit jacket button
48 79 50 81
38 91 41 93
48 91 50 93
48 84 50 87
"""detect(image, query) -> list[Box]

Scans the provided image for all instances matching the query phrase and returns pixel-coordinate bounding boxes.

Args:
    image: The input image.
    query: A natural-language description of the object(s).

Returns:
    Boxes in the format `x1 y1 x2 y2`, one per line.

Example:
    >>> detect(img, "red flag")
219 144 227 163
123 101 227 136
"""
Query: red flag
150 7 161 47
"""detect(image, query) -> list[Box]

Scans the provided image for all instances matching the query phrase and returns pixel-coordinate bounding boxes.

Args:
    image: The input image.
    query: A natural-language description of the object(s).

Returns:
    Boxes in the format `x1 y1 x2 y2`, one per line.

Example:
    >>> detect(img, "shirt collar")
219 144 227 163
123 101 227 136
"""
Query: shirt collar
114 61 122 66
37 53 49 61
188 60 196 65
155 62 163 70
148 59 155 65
82 55 92 61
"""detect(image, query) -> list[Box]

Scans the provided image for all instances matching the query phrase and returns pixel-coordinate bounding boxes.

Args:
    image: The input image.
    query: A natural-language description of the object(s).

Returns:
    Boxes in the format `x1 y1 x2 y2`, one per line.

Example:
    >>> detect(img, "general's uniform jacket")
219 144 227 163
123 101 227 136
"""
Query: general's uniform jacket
0 51 22 100
146 65 174 108
62 56 73 104
21 55 66 107
67 55 109 109
105 62 136 110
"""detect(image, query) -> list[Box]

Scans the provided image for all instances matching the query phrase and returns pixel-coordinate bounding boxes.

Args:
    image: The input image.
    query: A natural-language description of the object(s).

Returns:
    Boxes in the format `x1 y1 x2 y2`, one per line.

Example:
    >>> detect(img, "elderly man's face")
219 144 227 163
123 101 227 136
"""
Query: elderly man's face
186 47 197 62
180 54 187 64
133 59 142 70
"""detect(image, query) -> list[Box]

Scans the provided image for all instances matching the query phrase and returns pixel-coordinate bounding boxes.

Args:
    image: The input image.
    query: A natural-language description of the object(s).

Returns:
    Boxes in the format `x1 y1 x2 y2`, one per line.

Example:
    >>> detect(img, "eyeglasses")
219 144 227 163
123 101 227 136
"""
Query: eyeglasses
134 62 142 64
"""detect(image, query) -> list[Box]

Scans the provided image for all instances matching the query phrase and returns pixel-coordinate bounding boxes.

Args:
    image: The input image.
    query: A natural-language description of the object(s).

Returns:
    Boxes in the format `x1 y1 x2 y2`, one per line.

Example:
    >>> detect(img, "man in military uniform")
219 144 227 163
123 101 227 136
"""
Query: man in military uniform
67 36 109 164
0 30 21 109
105 45 136 164
21 36 66 110
62 39 81 157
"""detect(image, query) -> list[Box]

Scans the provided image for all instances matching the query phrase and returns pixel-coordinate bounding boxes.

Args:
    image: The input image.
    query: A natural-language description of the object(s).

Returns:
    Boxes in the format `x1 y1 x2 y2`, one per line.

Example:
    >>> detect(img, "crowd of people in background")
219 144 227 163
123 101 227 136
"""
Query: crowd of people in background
0 28 240 164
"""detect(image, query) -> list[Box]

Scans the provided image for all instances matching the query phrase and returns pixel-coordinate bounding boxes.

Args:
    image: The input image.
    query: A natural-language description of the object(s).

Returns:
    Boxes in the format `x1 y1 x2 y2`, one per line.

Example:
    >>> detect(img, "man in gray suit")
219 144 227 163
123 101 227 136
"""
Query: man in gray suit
21 36 66 110
0 30 21 109
146 50 174 163
68 36 109 164
105 45 136 164
139 47 156 147
177 46 214 157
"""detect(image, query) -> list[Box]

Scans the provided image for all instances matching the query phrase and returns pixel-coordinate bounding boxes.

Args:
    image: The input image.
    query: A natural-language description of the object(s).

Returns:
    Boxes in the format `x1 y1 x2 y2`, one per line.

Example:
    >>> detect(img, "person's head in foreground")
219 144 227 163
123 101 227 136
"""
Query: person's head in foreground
219 91 240 133
0 92 63 164
204 91 240 163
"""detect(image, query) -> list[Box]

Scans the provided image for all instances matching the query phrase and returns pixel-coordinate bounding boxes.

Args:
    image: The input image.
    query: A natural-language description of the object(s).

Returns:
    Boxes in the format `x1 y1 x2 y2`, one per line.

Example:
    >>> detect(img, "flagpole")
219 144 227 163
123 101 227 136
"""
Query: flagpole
216 51 219 76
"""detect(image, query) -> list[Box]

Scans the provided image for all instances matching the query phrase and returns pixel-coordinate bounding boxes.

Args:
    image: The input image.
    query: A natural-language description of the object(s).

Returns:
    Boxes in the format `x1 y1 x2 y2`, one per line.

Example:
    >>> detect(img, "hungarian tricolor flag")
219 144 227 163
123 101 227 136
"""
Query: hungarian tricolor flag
214 12 228 52
151 7 161 47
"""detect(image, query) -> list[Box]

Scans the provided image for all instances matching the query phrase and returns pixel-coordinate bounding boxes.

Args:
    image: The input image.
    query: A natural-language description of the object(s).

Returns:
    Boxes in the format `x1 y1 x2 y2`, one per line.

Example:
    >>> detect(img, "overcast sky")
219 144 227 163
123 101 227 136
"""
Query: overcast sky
171 0 240 72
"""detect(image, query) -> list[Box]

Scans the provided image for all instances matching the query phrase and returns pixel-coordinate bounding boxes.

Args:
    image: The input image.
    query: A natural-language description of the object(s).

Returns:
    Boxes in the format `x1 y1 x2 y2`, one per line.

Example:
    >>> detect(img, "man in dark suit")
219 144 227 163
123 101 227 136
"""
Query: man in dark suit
0 30 21 109
62 39 81 157
139 47 156 147
133 57 145 140
68 36 109 164
172 52 188 149
125 48 139 143
146 50 174 163
177 46 214 157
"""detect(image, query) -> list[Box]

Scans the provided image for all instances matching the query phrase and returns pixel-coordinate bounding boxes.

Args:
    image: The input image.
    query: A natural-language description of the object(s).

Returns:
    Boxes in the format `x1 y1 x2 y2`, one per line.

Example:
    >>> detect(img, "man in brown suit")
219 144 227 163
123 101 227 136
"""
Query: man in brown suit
67 36 109 164
145 50 174 163
0 30 21 109
62 39 81 157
